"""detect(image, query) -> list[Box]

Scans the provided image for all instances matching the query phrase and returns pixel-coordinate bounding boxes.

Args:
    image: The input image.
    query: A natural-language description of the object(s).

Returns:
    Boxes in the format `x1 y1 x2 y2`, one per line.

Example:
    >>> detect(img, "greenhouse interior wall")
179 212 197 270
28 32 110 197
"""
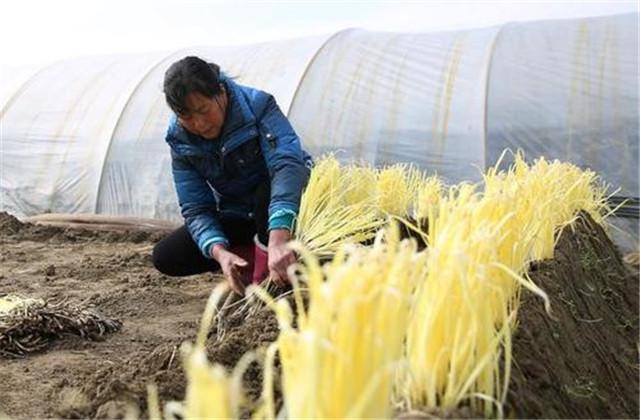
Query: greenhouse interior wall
1 13 637 251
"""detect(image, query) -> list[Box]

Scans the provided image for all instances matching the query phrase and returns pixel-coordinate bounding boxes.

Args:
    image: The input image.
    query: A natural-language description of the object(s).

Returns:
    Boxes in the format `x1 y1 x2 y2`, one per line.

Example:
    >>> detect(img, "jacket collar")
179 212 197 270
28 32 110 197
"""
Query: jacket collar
166 75 256 157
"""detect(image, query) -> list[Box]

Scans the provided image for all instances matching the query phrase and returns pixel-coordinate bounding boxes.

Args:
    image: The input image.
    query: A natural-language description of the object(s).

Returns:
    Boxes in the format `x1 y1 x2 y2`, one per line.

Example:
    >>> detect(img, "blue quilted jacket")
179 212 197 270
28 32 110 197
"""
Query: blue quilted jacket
165 75 312 259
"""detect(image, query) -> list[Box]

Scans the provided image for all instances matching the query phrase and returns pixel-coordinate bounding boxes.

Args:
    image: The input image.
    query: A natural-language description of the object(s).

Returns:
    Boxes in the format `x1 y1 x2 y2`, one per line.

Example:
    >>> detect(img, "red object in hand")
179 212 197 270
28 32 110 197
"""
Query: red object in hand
252 235 269 285
227 243 255 286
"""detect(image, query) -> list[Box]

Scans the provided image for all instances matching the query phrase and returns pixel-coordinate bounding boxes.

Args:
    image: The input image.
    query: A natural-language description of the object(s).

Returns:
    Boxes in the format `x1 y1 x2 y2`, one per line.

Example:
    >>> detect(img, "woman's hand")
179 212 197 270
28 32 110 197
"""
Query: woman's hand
211 245 250 295
268 229 295 286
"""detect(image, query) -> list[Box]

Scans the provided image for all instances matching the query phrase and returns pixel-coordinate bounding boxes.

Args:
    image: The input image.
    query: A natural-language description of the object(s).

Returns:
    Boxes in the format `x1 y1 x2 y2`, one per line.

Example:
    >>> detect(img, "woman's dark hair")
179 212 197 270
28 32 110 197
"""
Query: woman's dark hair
163 56 222 115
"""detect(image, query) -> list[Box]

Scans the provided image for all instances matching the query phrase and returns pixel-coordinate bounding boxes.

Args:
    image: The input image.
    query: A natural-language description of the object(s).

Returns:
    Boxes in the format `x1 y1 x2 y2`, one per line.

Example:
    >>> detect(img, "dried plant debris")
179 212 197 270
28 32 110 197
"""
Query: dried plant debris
624 251 640 267
212 280 294 342
0 294 121 357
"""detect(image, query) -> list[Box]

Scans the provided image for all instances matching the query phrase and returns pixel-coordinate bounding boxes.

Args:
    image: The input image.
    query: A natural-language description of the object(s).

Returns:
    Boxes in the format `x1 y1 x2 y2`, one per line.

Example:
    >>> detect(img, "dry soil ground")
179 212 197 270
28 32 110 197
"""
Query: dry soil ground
0 212 638 419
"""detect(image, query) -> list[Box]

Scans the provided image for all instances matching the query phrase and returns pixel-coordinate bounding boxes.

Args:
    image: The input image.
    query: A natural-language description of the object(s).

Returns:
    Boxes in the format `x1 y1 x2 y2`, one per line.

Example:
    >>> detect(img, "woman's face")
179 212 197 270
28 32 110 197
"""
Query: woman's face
178 90 228 140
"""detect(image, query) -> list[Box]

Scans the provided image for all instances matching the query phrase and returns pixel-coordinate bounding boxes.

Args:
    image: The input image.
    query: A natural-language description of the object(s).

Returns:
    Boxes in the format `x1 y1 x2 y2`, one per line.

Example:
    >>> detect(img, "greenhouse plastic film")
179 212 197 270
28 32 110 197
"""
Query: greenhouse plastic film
486 13 638 198
1 53 168 217
0 14 637 241
288 27 500 183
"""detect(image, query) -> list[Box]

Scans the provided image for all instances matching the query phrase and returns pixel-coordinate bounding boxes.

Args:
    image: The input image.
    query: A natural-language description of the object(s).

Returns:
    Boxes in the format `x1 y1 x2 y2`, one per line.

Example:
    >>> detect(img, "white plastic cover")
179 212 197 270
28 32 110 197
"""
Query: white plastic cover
1 53 168 216
288 27 500 182
486 13 638 198
1 63 45 111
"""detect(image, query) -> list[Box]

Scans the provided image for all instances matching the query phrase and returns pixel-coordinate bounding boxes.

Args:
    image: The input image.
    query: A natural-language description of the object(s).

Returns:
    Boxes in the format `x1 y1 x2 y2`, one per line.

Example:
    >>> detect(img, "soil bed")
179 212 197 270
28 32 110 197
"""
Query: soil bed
0 212 637 418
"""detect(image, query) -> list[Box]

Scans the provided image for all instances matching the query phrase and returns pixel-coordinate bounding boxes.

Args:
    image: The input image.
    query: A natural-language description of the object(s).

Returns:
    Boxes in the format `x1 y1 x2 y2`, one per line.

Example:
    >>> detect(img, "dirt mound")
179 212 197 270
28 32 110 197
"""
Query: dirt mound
60 297 283 418
0 211 168 243
0 214 213 419
507 212 639 418
0 212 24 234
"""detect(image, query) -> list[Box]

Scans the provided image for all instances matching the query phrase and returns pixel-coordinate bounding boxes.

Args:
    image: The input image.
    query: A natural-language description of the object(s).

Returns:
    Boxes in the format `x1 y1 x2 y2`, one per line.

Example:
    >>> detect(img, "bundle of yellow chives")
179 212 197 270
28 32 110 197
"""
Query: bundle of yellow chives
376 164 426 218
343 164 378 206
295 156 385 257
414 176 444 223
254 224 428 418
402 188 515 416
402 154 606 416
297 157 446 258
483 153 608 261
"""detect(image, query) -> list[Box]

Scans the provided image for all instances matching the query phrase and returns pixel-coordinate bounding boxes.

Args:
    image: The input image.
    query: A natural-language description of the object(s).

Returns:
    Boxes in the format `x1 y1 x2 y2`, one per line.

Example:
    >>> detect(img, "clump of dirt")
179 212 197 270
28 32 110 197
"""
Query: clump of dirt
64 295 284 419
507 212 639 418
55 343 183 418
0 212 24 234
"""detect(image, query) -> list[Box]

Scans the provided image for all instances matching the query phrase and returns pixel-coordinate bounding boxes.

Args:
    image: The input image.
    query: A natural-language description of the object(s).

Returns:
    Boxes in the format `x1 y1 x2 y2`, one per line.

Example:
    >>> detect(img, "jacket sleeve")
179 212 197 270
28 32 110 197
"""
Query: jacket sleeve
257 95 310 232
171 149 229 258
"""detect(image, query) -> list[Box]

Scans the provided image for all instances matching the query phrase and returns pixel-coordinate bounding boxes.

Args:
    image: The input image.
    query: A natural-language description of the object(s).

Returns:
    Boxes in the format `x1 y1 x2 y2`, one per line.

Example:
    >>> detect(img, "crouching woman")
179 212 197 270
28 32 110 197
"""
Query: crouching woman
152 56 312 295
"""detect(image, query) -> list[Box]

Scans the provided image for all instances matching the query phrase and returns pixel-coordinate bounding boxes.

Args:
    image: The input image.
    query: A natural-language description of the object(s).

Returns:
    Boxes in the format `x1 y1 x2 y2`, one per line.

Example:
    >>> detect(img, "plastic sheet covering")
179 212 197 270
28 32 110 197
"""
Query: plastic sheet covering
1 53 168 216
288 27 500 183
0 14 637 245
486 13 638 198
95 36 329 222
1 63 45 111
